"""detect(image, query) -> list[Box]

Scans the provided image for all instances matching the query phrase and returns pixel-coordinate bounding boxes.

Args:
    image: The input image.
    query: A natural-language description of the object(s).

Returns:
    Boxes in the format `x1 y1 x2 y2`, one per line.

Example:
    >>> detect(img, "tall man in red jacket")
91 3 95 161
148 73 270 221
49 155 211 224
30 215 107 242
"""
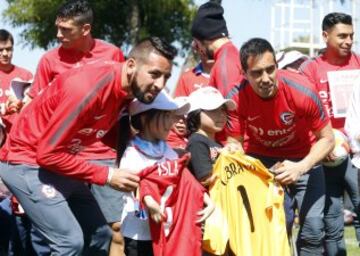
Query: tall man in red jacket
0 37 177 256
8 1 127 254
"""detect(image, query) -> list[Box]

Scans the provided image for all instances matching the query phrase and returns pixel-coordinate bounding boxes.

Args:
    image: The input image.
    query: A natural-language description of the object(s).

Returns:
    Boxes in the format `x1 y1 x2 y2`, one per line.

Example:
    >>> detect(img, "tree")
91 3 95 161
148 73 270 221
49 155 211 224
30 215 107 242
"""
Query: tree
2 0 197 56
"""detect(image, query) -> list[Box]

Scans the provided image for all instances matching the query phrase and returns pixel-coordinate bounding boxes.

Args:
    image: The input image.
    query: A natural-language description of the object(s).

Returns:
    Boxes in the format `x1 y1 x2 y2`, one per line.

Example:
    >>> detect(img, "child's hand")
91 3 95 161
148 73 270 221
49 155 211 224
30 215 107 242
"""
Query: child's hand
200 174 217 188
143 195 165 223
196 193 215 223
221 137 244 154
222 141 244 154
4 95 23 115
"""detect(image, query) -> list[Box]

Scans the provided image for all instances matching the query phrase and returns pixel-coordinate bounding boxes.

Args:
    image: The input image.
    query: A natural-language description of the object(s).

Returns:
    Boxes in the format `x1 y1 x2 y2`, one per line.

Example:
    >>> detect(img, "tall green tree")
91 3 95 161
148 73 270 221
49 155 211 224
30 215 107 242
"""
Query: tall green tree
2 0 197 55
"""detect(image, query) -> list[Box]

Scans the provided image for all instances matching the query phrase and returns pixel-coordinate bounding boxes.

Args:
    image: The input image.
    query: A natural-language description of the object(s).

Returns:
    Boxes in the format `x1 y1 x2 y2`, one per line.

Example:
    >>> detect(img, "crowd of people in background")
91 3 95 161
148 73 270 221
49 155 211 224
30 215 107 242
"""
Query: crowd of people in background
0 0 359 255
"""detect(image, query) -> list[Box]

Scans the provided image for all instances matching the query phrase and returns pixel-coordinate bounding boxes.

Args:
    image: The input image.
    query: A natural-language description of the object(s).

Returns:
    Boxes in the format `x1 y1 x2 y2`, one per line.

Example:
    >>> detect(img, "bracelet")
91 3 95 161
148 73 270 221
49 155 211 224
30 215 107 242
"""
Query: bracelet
107 167 115 184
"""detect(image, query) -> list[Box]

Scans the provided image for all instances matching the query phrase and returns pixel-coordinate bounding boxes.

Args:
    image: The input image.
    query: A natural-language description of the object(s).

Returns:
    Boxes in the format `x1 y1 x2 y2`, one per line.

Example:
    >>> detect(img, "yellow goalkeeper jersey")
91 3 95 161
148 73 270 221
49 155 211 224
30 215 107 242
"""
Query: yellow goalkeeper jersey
202 151 290 256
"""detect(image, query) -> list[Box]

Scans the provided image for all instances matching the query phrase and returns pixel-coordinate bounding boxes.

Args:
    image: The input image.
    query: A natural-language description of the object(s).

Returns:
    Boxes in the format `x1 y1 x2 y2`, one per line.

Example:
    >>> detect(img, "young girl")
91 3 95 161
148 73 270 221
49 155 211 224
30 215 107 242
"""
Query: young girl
186 87 236 187
166 98 189 155
117 91 213 256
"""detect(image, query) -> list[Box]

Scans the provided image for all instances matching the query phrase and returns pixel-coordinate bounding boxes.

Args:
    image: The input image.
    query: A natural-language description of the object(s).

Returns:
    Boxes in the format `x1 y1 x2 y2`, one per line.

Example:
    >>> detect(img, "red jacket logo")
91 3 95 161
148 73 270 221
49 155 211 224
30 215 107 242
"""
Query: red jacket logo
280 112 294 126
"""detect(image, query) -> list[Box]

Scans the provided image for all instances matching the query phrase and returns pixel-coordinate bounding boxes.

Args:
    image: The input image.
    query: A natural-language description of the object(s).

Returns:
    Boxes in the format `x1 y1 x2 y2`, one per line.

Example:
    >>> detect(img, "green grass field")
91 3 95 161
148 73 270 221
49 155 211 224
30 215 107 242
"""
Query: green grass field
345 226 359 255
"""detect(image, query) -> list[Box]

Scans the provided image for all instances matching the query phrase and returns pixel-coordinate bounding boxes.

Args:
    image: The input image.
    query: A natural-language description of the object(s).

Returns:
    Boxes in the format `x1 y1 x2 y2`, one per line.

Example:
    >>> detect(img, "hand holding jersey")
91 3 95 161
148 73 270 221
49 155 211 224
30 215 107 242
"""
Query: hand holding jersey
223 137 244 154
143 195 166 223
143 186 214 224
200 173 217 187
272 124 335 185
108 169 140 192
196 193 215 223
271 159 309 185
4 94 23 114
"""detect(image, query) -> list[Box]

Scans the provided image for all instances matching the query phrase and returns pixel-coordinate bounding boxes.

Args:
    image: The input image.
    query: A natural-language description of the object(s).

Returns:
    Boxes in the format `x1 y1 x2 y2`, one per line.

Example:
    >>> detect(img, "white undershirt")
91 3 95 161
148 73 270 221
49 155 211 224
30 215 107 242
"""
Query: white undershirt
119 137 178 240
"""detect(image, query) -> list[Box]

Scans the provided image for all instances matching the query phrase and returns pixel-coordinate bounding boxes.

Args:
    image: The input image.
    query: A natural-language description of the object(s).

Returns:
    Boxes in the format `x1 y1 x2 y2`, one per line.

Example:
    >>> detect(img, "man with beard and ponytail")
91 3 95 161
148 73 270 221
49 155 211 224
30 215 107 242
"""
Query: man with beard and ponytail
191 1 242 145
191 1 242 98
0 37 177 256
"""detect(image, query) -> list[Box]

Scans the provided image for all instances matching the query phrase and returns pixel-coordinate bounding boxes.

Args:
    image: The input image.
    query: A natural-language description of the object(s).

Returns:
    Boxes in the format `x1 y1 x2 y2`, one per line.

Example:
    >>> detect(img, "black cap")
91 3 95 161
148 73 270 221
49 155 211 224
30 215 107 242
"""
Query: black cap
191 2 228 40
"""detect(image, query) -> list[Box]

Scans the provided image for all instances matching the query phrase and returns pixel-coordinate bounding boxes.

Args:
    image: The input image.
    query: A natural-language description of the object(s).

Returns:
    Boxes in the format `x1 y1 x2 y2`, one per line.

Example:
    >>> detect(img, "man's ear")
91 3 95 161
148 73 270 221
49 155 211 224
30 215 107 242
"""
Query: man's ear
322 31 328 43
82 23 91 36
126 58 136 76
241 69 248 80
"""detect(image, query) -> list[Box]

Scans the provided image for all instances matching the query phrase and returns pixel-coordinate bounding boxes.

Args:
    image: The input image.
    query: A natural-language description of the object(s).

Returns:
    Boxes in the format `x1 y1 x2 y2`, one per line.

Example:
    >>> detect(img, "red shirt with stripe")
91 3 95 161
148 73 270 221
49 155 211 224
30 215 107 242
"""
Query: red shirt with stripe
28 39 125 160
2 61 129 185
166 130 188 150
173 63 210 97
300 52 360 130
168 63 210 149
0 65 33 133
226 70 329 158
209 41 243 97
208 41 243 144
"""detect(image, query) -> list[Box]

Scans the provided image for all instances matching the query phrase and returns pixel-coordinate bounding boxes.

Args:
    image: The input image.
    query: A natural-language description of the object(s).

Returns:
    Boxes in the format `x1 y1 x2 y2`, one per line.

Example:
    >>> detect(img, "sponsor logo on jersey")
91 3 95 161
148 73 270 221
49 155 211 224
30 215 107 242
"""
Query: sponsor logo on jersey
249 125 264 136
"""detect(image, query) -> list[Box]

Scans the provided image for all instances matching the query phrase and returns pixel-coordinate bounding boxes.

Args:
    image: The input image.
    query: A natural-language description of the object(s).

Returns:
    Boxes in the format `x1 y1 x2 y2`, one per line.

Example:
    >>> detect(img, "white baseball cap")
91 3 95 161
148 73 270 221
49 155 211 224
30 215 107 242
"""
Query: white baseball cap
188 86 236 113
276 50 308 69
129 91 190 116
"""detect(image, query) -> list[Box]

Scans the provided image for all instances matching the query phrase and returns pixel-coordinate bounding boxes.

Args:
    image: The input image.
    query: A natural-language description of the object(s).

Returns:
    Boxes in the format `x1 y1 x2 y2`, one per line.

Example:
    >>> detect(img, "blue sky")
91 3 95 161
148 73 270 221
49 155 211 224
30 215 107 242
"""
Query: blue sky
0 0 357 91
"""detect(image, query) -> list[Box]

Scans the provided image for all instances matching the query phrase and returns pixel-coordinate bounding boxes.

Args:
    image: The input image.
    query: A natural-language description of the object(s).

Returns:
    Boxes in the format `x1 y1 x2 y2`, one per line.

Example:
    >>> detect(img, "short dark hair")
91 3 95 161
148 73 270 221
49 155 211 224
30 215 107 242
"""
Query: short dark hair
57 0 93 25
131 109 160 132
186 109 201 134
322 12 352 31
0 29 14 45
240 38 275 72
128 37 177 62
116 109 172 166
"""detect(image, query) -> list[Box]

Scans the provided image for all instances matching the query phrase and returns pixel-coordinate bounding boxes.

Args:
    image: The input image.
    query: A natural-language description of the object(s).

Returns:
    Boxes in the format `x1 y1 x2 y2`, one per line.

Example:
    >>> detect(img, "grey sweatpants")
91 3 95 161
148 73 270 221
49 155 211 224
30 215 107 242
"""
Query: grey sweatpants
0 162 112 256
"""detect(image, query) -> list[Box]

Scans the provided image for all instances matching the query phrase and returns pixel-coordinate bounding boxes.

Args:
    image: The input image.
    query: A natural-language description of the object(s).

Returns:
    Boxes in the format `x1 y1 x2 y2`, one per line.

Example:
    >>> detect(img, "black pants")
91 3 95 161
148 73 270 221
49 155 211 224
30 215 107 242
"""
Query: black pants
124 237 153 256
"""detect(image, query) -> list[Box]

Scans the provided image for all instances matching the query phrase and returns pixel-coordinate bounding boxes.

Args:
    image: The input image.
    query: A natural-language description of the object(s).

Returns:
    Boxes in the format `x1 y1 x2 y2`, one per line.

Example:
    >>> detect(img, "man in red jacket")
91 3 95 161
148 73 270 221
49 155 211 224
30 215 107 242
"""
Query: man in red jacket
6 1 127 254
0 37 177 256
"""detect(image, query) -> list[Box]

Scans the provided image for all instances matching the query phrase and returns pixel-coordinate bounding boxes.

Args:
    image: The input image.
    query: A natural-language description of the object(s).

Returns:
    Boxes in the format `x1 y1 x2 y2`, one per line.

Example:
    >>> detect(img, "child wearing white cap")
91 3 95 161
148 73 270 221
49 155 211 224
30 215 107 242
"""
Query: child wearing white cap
116 90 214 255
276 50 309 72
186 87 236 187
